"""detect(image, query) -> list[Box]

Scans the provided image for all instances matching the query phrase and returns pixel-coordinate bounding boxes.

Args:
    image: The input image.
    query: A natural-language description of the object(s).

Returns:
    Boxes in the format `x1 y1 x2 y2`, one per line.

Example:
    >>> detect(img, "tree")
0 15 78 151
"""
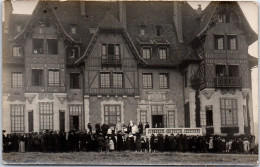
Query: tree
189 72 201 127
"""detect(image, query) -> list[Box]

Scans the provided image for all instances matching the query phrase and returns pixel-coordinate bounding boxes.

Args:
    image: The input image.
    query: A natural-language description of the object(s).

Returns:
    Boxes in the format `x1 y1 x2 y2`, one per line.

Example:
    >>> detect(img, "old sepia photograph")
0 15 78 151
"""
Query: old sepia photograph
1 0 258 165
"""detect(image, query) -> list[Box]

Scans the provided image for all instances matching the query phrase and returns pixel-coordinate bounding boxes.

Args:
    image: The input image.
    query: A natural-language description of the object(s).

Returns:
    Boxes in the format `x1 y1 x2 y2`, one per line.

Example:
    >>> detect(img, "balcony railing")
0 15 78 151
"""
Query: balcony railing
87 88 139 96
145 128 203 137
101 55 121 66
215 76 242 88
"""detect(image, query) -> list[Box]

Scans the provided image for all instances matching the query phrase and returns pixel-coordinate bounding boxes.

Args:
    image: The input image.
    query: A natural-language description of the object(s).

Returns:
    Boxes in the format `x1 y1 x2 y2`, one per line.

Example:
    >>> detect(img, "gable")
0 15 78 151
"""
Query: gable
10 1 76 42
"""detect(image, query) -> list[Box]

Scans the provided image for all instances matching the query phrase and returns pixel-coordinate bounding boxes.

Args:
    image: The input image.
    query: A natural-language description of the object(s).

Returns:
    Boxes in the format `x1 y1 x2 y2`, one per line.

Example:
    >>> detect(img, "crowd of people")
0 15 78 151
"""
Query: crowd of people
2 121 257 154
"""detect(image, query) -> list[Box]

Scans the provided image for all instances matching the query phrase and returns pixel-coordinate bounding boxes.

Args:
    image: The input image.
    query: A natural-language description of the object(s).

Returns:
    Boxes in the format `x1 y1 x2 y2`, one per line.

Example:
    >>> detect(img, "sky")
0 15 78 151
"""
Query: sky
8 1 259 124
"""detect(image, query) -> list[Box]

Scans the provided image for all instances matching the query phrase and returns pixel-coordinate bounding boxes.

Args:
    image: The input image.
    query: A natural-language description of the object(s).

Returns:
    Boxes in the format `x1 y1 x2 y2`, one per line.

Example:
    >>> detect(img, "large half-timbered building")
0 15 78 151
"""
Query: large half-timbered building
2 1 257 136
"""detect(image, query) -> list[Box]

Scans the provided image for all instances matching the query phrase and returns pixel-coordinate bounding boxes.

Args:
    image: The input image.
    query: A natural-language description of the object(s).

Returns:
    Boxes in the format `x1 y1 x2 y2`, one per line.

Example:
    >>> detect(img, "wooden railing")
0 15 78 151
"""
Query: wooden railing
102 55 121 66
215 76 242 88
145 128 203 137
26 86 65 93
87 88 139 95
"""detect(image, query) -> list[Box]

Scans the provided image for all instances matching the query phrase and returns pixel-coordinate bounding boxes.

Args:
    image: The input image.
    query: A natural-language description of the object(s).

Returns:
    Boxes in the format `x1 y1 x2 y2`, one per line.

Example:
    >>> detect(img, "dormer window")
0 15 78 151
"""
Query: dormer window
214 35 224 50
227 35 237 50
71 25 77 34
140 29 145 36
159 47 167 59
142 47 151 59
155 26 162 36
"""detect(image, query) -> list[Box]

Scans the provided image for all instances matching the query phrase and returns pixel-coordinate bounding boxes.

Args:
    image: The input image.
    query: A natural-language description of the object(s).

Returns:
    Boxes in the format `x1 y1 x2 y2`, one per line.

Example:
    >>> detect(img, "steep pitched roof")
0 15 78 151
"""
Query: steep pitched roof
10 1 76 42
193 2 257 45
98 10 123 29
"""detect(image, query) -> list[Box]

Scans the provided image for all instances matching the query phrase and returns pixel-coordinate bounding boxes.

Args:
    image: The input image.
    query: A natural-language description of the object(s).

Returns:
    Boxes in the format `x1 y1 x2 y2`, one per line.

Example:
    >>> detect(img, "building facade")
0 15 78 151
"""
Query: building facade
2 1 257 136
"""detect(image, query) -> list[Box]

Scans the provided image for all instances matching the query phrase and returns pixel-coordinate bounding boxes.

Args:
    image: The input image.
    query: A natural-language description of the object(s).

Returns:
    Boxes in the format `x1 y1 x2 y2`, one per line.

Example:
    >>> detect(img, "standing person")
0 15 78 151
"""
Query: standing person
97 133 104 152
19 134 25 153
141 137 146 152
150 134 155 152
249 135 255 154
88 123 92 134
138 122 143 134
145 122 150 129
95 124 101 134
135 134 142 152
243 138 250 154
208 137 214 153
109 137 114 152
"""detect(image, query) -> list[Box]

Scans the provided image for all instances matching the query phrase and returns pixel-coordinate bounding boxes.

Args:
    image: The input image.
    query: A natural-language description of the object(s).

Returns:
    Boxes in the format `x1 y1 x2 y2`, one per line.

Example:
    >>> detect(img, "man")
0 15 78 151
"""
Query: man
145 122 150 129
138 122 143 134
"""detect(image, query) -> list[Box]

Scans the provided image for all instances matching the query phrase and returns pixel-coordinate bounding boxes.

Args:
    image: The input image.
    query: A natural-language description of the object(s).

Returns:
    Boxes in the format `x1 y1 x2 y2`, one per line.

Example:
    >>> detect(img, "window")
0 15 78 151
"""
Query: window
71 25 77 34
89 28 96 34
67 46 79 58
33 39 44 54
168 110 175 128
12 46 23 57
159 48 167 59
39 102 53 131
216 65 226 76
113 73 123 88
227 35 237 50
184 71 188 88
69 105 83 131
142 47 151 59
104 105 121 124
101 44 121 64
10 104 24 132
214 35 224 50
228 65 239 77
46 39 58 54
32 69 43 86
12 72 23 88
140 110 147 124
220 98 238 125
143 73 152 89
70 73 80 89
156 26 161 36
159 73 169 89
217 14 226 23
206 106 213 126
16 25 22 33
140 29 145 36
151 105 163 115
48 69 59 86
100 73 110 88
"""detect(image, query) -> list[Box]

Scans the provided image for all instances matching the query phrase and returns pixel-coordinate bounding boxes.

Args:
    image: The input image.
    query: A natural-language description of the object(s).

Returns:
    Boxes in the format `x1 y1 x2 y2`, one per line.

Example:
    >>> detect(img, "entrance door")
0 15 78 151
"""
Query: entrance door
206 110 213 126
28 111 33 132
152 115 163 128
59 111 65 131
70 116 79 130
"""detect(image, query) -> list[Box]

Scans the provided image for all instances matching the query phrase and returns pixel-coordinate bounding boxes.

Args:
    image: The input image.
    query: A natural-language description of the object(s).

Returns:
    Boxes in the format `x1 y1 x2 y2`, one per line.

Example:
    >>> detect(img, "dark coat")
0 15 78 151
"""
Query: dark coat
135 136 142 151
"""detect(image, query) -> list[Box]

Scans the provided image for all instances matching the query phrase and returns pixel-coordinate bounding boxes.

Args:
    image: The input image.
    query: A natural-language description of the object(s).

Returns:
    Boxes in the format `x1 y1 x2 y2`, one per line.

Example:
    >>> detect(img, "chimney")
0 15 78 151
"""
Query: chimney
197 4 202 14
3 0 13 33
119 1 126 28
80 1 86 16
173 2 183 43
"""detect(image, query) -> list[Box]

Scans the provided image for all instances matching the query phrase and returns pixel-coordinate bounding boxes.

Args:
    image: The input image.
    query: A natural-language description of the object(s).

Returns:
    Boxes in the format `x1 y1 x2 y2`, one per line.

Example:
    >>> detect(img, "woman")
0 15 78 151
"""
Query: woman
19 134 25 153
109 137 115 152
135 134 142 152
138 122 143 134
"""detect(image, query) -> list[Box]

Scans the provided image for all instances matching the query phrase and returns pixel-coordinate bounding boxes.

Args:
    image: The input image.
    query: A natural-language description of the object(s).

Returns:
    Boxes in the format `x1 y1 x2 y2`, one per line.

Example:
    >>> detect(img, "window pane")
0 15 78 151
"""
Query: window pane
47 39 58 54
220 99 238 125
33 39 44 54
10 105 24 132
142 48 151 59
159 74 169 89
143 74 152 89
113 73 123 88
100 73 110 88
12 73 23 88
159 48 167 59
13 46 23 57
32 69 43 86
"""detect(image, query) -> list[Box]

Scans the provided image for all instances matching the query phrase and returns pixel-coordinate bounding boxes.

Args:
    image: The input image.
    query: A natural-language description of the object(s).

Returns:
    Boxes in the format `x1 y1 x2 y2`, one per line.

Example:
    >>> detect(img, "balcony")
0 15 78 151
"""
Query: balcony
215 76 242 88
145 128 203 137
101 55 121 66
87 88 138 96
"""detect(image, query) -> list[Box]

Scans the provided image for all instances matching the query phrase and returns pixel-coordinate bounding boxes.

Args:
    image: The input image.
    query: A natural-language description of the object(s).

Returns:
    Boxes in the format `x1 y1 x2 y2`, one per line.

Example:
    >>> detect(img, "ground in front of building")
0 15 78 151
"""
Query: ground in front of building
2 152 258 165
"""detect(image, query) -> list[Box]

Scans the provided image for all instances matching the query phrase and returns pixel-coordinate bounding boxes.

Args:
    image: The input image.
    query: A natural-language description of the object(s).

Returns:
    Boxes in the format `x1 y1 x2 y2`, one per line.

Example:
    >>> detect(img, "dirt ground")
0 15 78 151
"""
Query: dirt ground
2 152 258 165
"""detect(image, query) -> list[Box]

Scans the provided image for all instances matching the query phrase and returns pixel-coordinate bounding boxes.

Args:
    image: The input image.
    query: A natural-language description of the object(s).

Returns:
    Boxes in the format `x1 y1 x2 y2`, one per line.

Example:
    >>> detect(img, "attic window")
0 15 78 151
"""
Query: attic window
39 19 50 27
71 25 77 34
89 28 96 34
16 25 22 33
155 26 162 36
140 29 145 36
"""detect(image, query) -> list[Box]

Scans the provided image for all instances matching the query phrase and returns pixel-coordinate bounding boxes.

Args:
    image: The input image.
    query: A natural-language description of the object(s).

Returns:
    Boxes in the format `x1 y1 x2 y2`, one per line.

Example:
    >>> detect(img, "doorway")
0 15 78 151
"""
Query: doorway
28 111 33 132
152 115 163 128
59 111 65 131
70 116 79 130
